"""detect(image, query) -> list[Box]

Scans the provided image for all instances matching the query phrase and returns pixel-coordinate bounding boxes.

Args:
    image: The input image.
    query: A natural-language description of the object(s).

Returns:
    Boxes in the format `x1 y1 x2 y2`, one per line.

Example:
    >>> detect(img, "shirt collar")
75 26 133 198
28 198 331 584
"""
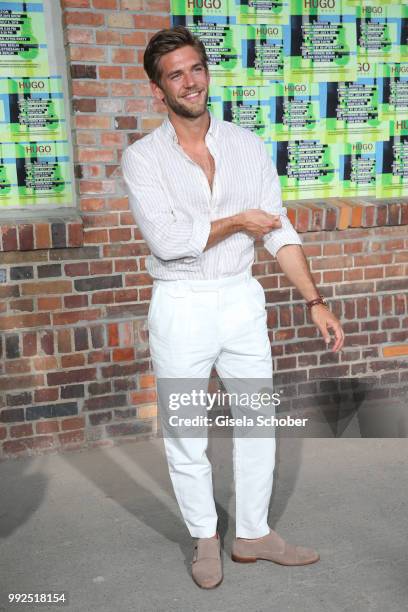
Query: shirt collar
162 111 219 144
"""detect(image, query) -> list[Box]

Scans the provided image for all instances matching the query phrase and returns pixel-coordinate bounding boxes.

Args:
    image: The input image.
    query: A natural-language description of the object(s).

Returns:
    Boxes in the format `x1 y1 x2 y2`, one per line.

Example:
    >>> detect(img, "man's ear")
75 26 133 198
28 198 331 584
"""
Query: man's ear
150 80 165 104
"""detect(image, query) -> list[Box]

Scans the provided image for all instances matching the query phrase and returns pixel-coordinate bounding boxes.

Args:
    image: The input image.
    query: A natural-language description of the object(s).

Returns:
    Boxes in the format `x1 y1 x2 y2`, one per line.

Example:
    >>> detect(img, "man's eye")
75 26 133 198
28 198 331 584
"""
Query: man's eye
170 74 181 80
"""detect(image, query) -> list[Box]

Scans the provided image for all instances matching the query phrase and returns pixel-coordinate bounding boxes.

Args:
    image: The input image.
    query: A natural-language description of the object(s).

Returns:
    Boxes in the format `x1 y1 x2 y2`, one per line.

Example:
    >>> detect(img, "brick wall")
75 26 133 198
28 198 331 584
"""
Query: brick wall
0 0 407 458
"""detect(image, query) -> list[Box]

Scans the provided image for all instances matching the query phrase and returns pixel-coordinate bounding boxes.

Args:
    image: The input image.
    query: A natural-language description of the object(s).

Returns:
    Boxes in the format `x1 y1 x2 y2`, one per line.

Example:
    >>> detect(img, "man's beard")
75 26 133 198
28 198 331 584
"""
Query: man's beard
163 88 209 119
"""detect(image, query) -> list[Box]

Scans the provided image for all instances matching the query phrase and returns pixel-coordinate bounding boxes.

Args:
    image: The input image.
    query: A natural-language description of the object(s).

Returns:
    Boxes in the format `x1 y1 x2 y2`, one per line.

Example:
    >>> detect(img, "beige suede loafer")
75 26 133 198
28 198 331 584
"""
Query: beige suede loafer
191 534 223 589
231 529 320 566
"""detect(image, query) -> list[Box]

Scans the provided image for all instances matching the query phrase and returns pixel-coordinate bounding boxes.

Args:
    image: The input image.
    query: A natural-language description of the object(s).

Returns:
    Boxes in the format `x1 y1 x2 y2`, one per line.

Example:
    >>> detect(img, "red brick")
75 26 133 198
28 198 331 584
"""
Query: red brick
35 223 51 249
0 374 44 391
112 347 135 361
122 31 146 46
0 313 50 331
5 359 31 374
72 81 109 97
323 243 342 256
11 424 36 440
92 290 114 304
90 261 113 275
9 299 33 314
96 31 121 45
108 323 119 347
18 225 34 250
53 309 102 325
1 226 17 251
139 374 155 389
76 115 111 129
35 388 59 402
58 430 85 446
130 390 157 405
134 15 170 28
61 417 86 431
62 0 90 6
99 66 123 79
93 0 117 7
84 229 109 243
78 149 115 163
70 47 106 62
33 356 58 371
64 11 105 26
36 420 59 434
124 66 146 79
21 281 72 296
111 82 136 97
38 297 62 311
112 48 135 64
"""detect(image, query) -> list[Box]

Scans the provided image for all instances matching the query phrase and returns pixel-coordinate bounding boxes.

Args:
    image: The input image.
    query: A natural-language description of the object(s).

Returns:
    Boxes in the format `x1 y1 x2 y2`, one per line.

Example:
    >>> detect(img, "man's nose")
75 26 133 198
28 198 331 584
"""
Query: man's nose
183 72 196 88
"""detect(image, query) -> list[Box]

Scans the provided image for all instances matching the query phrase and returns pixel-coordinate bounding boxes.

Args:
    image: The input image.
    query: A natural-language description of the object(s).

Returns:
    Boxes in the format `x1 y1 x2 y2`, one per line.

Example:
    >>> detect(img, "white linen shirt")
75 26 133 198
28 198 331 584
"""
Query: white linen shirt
121 113 302 280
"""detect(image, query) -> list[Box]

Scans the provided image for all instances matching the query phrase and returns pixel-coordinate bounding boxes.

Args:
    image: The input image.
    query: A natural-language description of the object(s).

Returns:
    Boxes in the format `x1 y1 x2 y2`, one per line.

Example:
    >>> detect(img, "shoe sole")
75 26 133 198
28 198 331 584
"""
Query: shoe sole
192 575 223 589
231 553 320 566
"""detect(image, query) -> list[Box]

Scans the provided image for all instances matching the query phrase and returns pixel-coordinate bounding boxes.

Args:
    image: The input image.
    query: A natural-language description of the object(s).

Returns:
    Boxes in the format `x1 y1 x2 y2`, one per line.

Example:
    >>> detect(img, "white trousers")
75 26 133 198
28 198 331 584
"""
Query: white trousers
148 270 275 539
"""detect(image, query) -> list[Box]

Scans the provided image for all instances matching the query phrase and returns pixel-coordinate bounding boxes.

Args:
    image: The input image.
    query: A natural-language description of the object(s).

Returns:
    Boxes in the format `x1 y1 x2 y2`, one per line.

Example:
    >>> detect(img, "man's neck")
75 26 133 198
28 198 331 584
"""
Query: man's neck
168 111 210 148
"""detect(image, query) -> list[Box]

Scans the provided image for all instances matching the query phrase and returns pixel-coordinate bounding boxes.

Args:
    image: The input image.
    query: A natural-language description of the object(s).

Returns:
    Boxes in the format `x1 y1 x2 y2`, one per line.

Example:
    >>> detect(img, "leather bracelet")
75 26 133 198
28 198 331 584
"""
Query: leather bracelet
305 296 328 310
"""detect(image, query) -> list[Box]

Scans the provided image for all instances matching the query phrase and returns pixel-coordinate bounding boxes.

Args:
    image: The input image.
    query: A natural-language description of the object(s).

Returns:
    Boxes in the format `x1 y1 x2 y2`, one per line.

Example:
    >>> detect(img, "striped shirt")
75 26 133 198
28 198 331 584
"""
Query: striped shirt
121 113 302 280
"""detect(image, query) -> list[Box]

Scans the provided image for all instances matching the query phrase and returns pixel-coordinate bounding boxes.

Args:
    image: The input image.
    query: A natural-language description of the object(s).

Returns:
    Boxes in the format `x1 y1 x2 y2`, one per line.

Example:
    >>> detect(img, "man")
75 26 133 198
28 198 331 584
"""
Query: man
121 26 344 589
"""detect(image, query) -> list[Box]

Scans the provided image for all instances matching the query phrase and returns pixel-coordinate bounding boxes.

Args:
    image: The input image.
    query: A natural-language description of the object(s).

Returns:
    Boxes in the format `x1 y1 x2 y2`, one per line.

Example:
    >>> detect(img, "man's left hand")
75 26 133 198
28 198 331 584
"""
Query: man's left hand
310 305 345 352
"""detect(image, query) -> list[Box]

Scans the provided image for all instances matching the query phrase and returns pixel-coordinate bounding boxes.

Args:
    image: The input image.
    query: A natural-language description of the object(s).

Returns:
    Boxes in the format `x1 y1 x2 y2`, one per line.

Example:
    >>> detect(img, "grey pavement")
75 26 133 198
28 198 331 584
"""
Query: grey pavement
0 436 407 612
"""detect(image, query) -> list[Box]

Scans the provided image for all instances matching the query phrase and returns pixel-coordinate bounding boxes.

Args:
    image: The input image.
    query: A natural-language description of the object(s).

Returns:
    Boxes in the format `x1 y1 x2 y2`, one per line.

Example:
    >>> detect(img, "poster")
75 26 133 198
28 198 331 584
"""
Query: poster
208 85 273 137
319 78 388 144
283 0 357 83
378 62 408 121
0 140 73 207
269 81 320 141
0 76 67 142
376 135 408 198
339 140 377 197
0 0 49 76
356 3 402 77
233 0 289 26
271 139 340 200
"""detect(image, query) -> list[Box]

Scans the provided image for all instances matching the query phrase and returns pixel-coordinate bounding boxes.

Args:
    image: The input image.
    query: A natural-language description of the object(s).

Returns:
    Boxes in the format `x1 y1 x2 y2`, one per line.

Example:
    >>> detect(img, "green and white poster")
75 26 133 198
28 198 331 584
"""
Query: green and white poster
208 85 273 137
283 0 357 83
233 0 289 26
356 3 403 78
270 81 320 142
0 140 73 208
376 135 408 198
378 63 408 121
319 78 388 144
339 141 376 197
271 139 340 200
0 76 67 142
0 0 49 76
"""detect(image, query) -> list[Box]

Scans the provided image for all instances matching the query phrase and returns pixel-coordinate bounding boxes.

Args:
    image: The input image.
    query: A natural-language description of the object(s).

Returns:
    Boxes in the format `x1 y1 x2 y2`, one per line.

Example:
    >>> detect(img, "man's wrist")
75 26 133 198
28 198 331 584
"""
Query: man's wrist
232 212 245 232
305 296 328 310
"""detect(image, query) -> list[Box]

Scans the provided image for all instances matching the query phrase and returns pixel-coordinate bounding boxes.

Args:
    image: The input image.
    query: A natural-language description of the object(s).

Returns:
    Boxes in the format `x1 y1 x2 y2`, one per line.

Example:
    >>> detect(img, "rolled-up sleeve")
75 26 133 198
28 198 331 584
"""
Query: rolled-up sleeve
121 146 211 261
257 138 302 257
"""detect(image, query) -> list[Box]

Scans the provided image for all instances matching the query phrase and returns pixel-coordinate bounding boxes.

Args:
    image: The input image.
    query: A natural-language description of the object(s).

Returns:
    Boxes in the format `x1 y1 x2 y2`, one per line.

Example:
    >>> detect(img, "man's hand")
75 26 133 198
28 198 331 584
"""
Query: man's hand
310 304 345 352
239 209 282 239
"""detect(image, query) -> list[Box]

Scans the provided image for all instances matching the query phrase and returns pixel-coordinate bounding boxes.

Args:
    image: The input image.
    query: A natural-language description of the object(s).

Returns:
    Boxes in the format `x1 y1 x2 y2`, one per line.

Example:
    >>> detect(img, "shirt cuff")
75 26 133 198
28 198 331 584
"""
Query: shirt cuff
187 216 212 257
263 214 302 258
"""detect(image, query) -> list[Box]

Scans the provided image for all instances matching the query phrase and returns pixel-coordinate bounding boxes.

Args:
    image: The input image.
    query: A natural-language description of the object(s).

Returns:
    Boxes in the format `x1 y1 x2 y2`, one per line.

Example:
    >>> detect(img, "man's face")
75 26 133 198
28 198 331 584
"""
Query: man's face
151 46 210 119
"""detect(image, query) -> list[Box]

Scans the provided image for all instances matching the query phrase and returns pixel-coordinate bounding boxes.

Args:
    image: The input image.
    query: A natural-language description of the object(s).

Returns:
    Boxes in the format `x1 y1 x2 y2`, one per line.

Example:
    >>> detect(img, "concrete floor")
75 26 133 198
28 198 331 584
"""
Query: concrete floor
0 436 407 612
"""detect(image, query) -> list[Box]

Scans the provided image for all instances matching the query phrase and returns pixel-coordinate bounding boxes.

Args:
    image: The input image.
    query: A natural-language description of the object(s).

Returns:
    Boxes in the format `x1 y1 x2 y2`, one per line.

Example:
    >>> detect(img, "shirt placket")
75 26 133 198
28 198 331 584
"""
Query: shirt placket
173 138 218 217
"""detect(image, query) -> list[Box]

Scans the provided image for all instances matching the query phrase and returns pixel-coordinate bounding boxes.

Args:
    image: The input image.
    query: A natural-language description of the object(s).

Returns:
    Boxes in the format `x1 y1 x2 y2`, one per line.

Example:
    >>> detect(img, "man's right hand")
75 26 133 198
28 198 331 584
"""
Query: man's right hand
238 209 282 240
